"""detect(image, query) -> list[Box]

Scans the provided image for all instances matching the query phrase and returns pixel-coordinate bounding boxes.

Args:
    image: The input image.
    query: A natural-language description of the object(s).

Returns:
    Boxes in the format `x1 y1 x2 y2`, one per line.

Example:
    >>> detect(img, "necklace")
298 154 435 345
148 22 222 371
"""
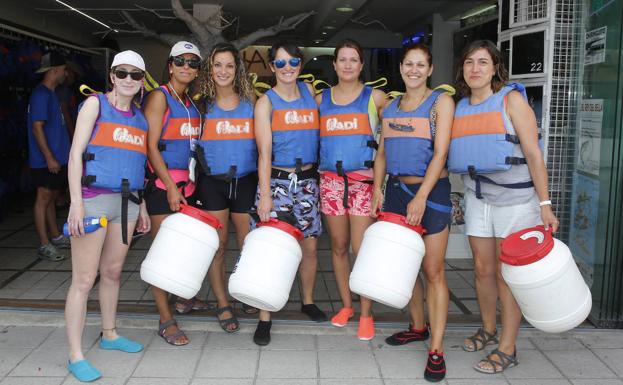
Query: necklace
398 89 429 112
167 83 201 148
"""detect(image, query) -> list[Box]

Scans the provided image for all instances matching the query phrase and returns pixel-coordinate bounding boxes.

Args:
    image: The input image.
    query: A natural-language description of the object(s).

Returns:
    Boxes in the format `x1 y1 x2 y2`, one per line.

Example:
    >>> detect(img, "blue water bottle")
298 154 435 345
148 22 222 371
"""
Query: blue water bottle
63 216 108 236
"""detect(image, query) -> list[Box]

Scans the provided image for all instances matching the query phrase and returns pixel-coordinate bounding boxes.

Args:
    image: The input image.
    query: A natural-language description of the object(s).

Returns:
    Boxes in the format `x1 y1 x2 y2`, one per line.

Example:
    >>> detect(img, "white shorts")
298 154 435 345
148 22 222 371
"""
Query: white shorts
464 189 542 238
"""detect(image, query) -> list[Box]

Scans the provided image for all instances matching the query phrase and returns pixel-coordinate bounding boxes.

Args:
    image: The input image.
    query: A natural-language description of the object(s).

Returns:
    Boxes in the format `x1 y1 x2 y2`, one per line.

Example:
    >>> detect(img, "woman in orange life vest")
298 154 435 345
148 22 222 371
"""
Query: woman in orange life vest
371 43 455 382
315 39 386 340
64 50 150 382
253 41 326 345
143 41 208 345
452 40 558 374
191 42 258 327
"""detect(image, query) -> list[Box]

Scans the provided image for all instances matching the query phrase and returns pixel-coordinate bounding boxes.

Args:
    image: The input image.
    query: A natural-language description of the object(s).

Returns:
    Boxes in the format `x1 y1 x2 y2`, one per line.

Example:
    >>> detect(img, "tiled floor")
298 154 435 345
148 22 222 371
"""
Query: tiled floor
2 203 482 323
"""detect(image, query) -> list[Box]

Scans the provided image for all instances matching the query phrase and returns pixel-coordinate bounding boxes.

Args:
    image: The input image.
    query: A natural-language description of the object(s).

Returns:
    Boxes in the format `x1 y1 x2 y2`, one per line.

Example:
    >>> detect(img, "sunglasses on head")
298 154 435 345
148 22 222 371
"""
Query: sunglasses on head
171 56 201 69
272 57 301 69
113 69 145 81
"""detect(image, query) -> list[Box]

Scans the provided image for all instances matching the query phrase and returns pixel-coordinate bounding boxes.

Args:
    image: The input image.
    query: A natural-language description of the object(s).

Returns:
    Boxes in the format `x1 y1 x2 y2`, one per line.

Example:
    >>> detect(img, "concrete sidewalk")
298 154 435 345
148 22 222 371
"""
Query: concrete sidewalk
0 310 622 385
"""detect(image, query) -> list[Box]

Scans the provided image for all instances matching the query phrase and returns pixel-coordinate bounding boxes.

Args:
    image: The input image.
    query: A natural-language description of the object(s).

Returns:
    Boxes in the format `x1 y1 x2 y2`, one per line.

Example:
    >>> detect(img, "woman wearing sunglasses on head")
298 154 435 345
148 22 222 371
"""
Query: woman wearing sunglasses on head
315 39 386 340
191 42 257 330
452 40 557 375
371 43 455 382
64 50 150 382
252 40 326 345
143 41 205 345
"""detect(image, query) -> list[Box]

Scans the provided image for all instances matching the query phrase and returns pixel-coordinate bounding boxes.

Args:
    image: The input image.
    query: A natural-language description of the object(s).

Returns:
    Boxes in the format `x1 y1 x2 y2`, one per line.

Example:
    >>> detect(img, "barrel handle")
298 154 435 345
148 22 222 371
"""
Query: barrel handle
520 230 545 244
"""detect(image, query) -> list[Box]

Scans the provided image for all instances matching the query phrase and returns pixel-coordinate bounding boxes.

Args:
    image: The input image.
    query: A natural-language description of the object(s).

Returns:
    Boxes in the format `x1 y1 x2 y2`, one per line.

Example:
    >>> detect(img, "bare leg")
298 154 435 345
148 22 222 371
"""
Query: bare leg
464 236 498 350
408 277 426 329
65 227 107 362
206 209 237 331
99 221 136 340
298 237 318 305
422 227 450 353
325 215 352 308
45 190 61 238
34 187 53 245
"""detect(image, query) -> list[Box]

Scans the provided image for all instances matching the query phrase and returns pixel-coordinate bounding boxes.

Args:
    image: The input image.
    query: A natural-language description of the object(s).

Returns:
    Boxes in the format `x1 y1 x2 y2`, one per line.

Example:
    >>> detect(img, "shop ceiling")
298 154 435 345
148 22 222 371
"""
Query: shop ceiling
14 0 486 45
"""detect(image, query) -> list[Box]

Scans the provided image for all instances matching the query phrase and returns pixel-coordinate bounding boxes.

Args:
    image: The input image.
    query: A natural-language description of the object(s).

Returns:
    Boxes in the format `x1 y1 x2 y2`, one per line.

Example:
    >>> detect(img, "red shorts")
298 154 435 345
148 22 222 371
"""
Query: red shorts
319 172 373 216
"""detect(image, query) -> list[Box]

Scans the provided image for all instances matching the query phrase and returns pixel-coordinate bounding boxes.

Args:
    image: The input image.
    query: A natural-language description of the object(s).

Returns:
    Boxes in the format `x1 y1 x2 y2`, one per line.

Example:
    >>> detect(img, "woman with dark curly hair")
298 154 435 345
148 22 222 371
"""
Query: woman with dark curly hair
192 42 258 329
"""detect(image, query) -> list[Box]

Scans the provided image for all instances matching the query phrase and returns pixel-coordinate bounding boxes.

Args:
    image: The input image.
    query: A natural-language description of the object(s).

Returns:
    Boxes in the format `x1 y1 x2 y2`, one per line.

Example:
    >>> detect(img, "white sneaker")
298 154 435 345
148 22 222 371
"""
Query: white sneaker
50 235 71 249
37 244 66 261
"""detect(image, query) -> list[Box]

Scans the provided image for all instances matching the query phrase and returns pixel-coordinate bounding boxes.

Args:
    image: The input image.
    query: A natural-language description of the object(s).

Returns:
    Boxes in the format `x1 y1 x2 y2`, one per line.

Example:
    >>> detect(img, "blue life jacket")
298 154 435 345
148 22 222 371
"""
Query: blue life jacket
266 82 319 170
382 89 445 177
157 86 201 170
82 93 148 192
448 83 541 198
196 99 257 180
318 86 376 174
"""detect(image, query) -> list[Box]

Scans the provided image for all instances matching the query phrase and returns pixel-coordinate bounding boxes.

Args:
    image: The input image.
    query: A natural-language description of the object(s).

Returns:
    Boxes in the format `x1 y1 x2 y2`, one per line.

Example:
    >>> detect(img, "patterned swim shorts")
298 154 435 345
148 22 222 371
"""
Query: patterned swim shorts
319 173 373 216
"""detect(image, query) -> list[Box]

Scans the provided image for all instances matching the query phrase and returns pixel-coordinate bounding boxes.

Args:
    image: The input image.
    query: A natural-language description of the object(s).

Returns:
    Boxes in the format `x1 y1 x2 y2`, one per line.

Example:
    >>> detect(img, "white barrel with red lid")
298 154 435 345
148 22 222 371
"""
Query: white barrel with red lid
228 219 303 312
349 212 426 309
501 225 592 333
141 204 222 299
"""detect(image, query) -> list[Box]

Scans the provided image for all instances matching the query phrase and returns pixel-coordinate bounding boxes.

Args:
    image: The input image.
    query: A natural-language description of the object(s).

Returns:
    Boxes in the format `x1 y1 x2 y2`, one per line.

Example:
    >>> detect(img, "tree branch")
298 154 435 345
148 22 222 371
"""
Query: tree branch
170 0 215 47
134 4 177 20
232 11 315 50
120 10 186 47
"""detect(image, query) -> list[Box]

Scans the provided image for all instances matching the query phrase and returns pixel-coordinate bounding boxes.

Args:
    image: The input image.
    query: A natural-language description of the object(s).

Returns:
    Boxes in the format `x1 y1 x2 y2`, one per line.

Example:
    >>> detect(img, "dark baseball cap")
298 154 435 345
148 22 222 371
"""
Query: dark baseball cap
36 51 67 73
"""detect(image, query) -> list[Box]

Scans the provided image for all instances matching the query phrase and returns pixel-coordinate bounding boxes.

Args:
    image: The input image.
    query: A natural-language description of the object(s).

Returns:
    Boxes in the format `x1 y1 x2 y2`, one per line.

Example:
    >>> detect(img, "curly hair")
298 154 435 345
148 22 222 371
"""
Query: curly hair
199 43 254 108
455 40 508 97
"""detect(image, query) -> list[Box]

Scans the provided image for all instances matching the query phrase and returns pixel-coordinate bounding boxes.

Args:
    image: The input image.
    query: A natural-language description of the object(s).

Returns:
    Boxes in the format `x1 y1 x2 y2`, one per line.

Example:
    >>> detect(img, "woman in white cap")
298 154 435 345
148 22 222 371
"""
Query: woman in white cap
64 50 150 382
143 41 212 345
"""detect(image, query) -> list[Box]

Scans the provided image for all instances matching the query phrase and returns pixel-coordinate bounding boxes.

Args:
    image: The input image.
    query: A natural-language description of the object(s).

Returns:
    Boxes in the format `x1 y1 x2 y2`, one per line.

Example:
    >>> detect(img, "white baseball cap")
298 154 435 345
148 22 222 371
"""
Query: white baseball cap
170 41 202 60
111 50 145 71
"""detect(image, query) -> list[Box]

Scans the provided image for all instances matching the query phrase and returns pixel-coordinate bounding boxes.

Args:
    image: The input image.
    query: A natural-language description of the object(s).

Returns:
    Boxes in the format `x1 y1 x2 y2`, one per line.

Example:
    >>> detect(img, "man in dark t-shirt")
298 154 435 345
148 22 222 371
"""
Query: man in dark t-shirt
27 51 71 261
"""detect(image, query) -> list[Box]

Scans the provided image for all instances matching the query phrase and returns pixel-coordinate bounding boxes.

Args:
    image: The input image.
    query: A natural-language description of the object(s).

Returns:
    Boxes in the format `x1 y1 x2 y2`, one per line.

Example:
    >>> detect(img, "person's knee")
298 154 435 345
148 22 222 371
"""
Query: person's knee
36 188 54 203
474 257 496 280
99 263 123 283
71 272 98 293
423 260 445 284
330 239 349 259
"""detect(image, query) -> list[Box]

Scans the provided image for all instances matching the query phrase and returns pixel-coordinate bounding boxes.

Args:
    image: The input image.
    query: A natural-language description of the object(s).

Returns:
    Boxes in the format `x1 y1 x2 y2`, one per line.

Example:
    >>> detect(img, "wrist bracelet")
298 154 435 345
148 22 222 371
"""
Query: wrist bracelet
539 200 552 207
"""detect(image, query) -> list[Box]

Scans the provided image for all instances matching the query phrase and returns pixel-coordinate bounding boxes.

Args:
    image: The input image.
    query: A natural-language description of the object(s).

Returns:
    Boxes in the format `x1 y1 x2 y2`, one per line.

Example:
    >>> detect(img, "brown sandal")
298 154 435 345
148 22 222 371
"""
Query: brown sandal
462 327 498 352
474 348 518 374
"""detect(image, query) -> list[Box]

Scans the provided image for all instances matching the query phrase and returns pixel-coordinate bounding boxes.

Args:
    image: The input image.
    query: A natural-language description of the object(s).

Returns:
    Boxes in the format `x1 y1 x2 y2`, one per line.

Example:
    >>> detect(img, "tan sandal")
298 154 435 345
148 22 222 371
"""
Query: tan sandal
462 327 498 352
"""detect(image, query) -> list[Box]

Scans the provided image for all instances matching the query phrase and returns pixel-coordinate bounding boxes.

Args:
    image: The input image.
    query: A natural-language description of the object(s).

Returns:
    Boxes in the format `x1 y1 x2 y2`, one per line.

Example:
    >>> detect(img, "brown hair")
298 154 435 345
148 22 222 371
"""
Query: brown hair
333 39 364 63
400 43 433 66
268 41 304 62
200 43 254 107
455 39 508 97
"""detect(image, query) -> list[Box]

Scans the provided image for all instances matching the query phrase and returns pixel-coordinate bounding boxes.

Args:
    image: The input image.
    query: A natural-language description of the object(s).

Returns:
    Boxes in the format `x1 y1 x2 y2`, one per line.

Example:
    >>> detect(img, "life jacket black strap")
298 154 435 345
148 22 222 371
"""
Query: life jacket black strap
367 140 378 150
505 132 542 144
81 175 96 186
335 161 350 209
82 152 95 161
158 142 167 151
121 179 142 245
294 158 303 174
505 157 528 165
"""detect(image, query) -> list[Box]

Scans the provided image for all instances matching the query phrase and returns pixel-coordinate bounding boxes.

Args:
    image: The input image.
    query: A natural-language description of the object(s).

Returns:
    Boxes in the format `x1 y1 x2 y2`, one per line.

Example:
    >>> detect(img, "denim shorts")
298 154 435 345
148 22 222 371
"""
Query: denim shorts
383 177 452 235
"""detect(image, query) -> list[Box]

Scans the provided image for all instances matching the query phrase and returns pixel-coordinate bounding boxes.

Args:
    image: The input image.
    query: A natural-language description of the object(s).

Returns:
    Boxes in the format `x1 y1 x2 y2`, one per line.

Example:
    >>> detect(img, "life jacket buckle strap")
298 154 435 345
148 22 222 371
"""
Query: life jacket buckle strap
505 156 528 165
81 175 96 186
367 140 379 150
158 143 167 151
82 152 95 161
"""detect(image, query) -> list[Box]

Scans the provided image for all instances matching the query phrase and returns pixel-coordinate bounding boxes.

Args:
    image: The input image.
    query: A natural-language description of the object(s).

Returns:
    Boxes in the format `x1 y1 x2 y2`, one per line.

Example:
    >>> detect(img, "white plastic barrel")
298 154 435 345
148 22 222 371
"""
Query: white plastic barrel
501 225 592 333
141 204 221 299
228 219 303 312
349 212 426 309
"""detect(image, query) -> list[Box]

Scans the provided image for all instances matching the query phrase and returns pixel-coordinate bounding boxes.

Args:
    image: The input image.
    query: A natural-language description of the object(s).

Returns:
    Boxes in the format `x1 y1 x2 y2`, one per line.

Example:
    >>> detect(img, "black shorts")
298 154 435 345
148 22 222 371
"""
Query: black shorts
31 165 68 191
192 172 258 213
144 187 175 216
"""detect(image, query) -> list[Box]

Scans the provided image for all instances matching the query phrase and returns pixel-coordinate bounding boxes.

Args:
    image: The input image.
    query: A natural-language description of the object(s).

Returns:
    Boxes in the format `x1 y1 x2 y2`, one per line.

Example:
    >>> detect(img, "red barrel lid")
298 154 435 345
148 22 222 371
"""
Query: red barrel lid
257 218 304 241
179 204 223 229
500 225 554 266
377 212 426 235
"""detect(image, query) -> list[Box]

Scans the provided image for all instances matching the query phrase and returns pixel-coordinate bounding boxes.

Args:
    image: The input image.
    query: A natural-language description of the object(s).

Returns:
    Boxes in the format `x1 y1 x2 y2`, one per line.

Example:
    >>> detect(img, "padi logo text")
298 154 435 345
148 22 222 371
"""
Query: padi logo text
216 120 251 134
326 117 358 131
285 110 315 124
180 122 201 136
113 127 145 146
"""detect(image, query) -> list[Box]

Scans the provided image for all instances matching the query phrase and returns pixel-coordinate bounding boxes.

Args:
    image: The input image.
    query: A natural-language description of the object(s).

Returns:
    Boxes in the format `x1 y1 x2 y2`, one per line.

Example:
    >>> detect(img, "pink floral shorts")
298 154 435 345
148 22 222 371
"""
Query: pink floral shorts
319 173 373 216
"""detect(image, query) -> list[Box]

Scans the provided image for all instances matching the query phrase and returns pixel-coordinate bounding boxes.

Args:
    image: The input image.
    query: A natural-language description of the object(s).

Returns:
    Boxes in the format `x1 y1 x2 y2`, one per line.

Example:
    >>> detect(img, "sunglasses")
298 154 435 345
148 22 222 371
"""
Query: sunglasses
272 57 301 69
171 56 201 69
113 70 145 81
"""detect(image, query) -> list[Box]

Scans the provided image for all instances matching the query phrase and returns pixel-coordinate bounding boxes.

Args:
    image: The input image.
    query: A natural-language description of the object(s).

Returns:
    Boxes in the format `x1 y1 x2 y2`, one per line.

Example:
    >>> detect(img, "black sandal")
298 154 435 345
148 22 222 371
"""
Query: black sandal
216 305 240 333
462 327 498 352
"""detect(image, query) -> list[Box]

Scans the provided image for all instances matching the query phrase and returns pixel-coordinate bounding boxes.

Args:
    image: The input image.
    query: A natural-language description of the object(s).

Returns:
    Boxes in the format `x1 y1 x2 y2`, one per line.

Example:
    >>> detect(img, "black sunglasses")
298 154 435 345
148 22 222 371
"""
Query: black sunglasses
171 56 201 69
113 69 145 81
